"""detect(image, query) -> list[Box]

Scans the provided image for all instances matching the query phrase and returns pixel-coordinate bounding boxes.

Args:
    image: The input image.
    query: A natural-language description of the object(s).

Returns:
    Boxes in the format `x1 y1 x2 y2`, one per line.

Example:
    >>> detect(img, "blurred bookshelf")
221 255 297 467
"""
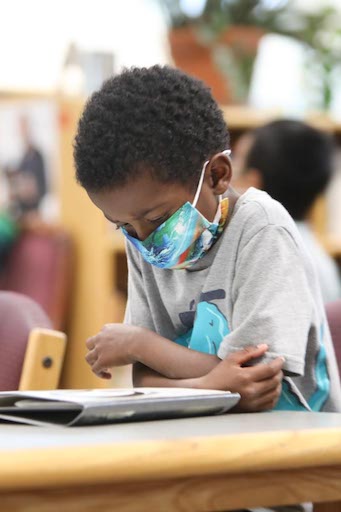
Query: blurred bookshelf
222 105 281 130
223 105 341 139
0 90 55 100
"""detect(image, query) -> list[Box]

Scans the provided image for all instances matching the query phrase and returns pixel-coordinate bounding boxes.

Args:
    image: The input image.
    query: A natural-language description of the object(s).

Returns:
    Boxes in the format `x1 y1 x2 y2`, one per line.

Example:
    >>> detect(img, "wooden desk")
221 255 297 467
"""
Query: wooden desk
1 411 341 511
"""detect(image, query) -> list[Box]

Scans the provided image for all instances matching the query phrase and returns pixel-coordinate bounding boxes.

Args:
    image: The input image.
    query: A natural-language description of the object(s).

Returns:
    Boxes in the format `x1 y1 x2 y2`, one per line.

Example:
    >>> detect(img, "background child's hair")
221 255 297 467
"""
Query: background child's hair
246 119 334 220
74 65 229 192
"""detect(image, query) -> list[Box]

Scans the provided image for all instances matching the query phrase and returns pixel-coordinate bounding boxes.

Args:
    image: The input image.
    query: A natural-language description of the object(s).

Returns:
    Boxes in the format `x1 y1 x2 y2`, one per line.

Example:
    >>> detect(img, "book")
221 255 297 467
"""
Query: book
0 388 240 427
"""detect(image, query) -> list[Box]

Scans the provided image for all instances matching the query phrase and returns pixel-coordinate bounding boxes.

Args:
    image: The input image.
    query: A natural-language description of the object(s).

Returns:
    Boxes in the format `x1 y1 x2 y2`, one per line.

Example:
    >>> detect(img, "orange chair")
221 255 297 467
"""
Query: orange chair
0 291 66 391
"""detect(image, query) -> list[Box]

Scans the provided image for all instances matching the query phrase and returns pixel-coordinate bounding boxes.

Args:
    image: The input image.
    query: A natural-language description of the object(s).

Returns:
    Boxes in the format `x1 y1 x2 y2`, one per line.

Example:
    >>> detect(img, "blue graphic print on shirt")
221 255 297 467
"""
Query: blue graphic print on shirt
189 301 230 354
175 301 230 354
308 323 330 411
175 293 330 412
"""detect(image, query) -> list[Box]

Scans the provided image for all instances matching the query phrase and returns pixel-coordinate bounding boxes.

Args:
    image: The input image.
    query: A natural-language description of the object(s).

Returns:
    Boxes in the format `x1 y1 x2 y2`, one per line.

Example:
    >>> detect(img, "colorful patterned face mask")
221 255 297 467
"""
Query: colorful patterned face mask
122 151 230 269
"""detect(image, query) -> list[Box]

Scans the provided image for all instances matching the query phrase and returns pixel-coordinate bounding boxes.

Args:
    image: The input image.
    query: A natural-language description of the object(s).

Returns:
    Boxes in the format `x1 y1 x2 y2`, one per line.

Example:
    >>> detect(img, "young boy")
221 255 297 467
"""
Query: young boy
232 119 341 304
74 65 341 413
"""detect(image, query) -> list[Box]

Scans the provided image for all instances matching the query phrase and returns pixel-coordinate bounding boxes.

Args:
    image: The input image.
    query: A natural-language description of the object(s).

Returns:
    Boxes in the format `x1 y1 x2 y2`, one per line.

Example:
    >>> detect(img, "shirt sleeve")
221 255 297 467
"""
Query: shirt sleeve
217 225 314 376
124 242 155 331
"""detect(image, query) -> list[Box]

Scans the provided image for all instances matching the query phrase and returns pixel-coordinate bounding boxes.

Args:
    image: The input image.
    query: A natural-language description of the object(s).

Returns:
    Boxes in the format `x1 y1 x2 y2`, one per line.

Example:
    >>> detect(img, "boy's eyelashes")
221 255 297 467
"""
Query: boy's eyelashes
113 213 170 231
147 213 170 224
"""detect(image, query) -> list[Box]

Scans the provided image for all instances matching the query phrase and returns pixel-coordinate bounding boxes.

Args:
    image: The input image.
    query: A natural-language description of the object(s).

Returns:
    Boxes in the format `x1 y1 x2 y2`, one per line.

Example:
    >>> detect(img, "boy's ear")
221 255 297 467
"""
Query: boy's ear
206 152 232 194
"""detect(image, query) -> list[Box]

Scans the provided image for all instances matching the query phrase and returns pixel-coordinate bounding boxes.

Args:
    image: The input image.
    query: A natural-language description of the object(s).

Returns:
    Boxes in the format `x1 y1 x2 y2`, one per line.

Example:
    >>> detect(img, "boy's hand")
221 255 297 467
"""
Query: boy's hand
199 344 284 412
85 324 144 379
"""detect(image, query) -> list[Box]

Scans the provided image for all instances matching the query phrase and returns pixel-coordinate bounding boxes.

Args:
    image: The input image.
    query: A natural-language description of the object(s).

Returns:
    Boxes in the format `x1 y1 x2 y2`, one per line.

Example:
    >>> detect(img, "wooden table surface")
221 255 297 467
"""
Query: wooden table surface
2 411 341 511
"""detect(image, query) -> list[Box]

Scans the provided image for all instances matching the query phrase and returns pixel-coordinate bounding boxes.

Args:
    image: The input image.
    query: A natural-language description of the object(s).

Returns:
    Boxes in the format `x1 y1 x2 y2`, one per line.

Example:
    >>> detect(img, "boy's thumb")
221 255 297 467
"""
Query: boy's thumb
230 344 268 365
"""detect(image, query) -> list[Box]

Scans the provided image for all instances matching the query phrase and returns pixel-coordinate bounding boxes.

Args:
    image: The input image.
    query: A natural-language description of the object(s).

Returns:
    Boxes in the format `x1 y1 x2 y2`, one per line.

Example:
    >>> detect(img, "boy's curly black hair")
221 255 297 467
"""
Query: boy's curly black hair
74 65 229 192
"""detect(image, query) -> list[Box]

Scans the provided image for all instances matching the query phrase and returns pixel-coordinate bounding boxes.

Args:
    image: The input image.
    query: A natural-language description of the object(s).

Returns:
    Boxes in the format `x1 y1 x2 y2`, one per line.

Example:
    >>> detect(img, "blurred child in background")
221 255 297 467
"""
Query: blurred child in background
233 119 341 303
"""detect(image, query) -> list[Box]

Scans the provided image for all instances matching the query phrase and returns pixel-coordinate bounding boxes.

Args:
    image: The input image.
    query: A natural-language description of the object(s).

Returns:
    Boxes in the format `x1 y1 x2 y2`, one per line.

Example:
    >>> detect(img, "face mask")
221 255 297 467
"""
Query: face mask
122 151 230 269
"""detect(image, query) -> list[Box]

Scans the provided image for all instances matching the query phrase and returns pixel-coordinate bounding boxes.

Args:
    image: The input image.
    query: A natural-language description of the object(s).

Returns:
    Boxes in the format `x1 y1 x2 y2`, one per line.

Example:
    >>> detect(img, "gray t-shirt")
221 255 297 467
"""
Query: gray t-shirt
125 187 341 412
296 220 341 304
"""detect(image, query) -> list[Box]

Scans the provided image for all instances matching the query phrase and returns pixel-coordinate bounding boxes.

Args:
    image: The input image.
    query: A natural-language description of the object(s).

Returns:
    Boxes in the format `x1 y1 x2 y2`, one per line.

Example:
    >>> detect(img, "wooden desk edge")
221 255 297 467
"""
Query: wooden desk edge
1 428 341 491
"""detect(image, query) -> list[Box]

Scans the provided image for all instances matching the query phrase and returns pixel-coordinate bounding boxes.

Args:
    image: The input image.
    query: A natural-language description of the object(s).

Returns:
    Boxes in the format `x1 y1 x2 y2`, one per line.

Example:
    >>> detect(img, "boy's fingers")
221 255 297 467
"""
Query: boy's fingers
253 373 283 397
92 359 105 375
253 383 282 411
249 357 285 382
98 370 112 379
86 336 96 349
228 344 268 366
85 348 97 365
241 382 282 412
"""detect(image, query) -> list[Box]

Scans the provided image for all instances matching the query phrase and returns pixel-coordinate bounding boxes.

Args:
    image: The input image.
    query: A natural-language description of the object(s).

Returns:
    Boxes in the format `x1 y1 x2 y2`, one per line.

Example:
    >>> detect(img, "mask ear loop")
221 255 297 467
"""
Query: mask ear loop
192 159 209 208
219 149 231 202
193 149 231 208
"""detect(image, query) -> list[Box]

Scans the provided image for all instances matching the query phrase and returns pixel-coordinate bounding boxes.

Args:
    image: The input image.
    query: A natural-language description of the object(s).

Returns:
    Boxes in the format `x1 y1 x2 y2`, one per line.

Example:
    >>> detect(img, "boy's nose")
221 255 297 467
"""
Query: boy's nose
133 223 155 242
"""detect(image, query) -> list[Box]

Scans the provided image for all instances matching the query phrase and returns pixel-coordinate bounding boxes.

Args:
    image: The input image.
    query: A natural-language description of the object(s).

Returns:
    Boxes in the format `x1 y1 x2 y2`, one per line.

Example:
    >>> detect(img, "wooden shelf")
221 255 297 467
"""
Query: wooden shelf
221 105 341 134
222 105 281 130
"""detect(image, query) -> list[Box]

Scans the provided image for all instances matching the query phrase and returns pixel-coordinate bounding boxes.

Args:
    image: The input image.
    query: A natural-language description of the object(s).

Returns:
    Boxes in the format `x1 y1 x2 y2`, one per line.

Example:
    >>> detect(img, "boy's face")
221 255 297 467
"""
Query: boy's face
88 153 232 241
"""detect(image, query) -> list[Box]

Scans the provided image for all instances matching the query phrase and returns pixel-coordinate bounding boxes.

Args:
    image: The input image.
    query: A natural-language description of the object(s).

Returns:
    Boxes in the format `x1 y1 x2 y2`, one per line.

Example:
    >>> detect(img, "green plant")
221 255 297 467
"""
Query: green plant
162 0 287 31
198 0 287 35
162 0 290 102
195 1 289 102
162 0 341 108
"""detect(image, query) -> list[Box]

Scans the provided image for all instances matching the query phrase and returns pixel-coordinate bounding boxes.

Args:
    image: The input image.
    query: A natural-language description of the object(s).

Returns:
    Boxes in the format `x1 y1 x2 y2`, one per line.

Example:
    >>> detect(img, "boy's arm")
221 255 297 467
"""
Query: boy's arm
86 324 284 411
133 362 197 387
85 324 283 410
133 346 284 412
86 324 220 379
